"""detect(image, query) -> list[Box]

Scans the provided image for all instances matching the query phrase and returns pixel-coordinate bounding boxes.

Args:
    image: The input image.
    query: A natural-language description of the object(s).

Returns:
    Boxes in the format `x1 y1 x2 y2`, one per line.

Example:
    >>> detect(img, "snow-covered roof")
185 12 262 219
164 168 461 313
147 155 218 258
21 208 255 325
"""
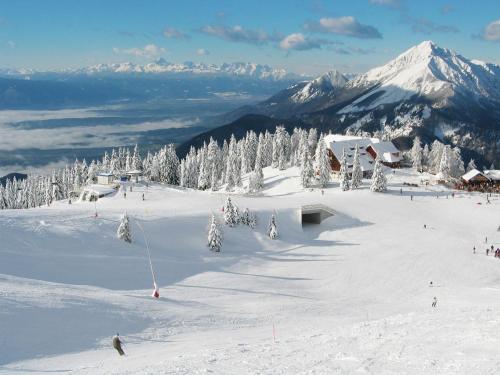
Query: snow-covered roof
83 184 116 196
368 141 402 163
462 169 488 182
97 172 114 177
483 170 500 181
126 170 143 175
323 135 375 172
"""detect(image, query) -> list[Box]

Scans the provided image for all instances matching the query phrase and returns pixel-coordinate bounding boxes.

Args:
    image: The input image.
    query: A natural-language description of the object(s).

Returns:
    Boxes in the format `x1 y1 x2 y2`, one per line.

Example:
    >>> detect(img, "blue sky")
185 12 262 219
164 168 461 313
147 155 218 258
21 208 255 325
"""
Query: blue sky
0 0 499 75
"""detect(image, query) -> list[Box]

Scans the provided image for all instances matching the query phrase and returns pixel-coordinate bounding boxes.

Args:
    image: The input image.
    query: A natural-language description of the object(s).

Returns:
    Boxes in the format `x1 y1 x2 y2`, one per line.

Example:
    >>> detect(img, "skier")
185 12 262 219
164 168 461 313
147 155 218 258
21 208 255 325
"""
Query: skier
142 192 145 201
429 281 433 287
473 246 476 254
486 248 490 256
411 195 413 201
112 333 125 356
123 191 127 199
321 189 324 196
423 224 427 229
432 296 438 308
68 198 72 205
400 188 402 195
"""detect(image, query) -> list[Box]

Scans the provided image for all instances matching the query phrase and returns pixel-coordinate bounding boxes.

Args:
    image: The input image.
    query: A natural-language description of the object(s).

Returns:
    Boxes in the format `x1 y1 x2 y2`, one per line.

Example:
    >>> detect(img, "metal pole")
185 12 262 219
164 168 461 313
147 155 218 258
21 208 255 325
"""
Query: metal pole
134 219 158 289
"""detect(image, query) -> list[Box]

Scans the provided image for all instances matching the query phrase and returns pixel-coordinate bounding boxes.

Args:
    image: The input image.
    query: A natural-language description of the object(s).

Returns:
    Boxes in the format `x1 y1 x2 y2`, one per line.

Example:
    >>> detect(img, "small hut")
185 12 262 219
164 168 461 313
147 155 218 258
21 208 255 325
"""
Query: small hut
97 172 115 185
126 170 143 183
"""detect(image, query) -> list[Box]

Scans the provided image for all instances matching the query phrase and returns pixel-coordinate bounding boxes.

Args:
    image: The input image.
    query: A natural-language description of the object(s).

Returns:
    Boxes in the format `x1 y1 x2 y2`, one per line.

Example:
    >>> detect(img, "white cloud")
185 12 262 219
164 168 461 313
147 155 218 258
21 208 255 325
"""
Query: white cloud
305 17 382 39
113 44 166 58
7 40 15 48
279 33 321 51
369 0 401 7
163 27 190 40
200 25 274 45
481 20 500 42
196 48 210 56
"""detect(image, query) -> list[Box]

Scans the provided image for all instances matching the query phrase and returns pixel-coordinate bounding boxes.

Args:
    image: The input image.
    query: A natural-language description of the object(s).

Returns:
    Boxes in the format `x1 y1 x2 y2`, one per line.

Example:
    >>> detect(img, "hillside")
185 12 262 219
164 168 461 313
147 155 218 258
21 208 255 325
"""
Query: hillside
1 167 499 374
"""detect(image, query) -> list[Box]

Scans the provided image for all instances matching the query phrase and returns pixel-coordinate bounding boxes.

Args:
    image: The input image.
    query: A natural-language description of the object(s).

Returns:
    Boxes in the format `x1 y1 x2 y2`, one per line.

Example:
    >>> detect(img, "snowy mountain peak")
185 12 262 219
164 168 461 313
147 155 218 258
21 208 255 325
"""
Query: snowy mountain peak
343 40 500 112
291 69 347 103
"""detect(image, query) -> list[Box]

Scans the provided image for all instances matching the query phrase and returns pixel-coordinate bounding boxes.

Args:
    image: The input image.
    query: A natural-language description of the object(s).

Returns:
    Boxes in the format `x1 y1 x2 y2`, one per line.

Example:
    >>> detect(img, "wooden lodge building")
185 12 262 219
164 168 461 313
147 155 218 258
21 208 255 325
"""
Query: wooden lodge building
323 134 402 177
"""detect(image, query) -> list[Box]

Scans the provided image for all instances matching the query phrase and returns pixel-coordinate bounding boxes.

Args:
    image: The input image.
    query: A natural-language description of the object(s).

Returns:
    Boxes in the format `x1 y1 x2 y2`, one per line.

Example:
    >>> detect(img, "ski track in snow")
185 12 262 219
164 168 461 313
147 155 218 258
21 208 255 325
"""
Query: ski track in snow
0 167 499 374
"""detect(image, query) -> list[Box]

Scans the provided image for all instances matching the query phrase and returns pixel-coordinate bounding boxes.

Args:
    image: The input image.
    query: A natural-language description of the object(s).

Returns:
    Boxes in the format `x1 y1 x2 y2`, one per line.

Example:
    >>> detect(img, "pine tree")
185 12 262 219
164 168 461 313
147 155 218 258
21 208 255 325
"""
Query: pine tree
308 128 318 155
248 138 264 193
351 144 362 190
422 144 430 170
117 212 132 243
197 152 210 190
316 139 331 188
449 147 465 178
428 140 444 174
411 136 423 172
223 197 238 227
339 148 350 191
300 147 314 188
466 158 477 172
370 156 387 192
268 214 278 239
438 145 451 180
241 208 250 226
248 211 257 229
207 214 223 252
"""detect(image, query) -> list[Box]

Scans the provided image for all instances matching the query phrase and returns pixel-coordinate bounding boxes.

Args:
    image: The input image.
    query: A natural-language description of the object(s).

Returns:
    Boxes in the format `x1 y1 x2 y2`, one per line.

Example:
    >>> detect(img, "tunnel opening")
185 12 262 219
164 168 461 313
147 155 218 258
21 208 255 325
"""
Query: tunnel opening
301 204 335 226
301 212 322 224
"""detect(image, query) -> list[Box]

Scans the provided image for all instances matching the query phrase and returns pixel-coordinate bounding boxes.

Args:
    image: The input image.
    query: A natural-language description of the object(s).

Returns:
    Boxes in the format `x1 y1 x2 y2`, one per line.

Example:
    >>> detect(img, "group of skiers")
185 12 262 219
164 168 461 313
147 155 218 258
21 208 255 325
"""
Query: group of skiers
474 243 500 257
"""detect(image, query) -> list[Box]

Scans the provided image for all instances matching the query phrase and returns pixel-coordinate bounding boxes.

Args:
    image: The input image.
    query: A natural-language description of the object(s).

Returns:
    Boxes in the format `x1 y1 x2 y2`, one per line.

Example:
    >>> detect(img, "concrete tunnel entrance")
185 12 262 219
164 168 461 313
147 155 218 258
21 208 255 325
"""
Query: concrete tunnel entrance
301 204 335 226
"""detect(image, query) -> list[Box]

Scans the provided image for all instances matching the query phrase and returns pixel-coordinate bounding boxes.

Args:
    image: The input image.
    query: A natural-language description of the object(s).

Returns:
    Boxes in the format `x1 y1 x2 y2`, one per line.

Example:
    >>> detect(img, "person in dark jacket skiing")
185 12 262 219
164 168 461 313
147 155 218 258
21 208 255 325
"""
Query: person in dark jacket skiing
432 296 438 307
113 333 125 356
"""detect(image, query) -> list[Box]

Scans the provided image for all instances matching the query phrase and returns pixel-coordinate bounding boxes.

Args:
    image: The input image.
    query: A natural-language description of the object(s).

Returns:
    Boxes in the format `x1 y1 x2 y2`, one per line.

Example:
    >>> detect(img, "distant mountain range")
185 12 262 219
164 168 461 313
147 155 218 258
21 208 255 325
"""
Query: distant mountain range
0 60 303 81
0 61 306 109
214 41 499 166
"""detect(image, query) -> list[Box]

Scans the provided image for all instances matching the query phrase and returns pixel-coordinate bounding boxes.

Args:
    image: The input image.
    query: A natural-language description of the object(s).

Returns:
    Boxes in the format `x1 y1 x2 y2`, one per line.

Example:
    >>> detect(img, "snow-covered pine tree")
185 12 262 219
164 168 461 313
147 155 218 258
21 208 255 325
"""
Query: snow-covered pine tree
210 167 219 191
449 147 465 178
422 144 430 170
223 197 238 227
339 148 350 191
248 141 264 193
117 212 132 243
300 147 314 188
197 152 210 190
351 144 362 190
131 144 142 171
466 158 477 172
411 136 423 172
438 145 451 180
164 144 180 185
428 140 444 174
308 128 318 155
316 138 331 188
268 214 278 239
370 156 387 192
207 214 223 252
241 208 250 226
248 211 257 229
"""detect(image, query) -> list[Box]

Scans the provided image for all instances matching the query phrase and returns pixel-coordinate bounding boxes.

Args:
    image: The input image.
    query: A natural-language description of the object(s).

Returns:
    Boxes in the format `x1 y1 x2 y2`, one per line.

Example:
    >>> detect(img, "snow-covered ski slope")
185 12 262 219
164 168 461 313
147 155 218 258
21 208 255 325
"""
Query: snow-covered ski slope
1 167 499 374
